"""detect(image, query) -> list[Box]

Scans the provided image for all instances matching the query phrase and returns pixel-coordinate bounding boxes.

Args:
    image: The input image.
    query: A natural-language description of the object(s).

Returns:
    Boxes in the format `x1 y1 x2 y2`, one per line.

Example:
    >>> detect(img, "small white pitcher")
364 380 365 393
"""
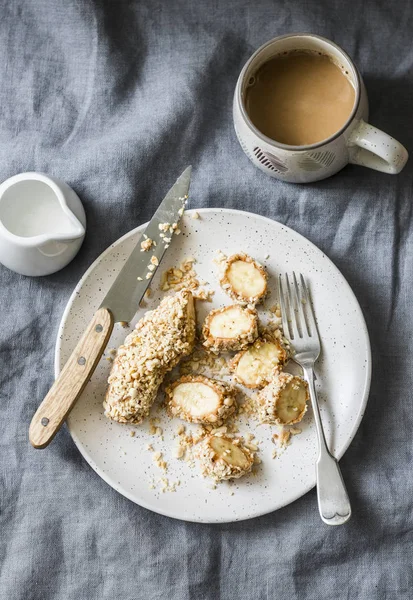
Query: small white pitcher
0 172 86 276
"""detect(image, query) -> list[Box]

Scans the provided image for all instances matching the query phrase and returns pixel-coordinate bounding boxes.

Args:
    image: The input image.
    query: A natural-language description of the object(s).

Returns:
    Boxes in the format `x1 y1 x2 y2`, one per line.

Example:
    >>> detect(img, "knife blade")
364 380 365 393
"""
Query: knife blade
29 166 192 449
100 165 191 322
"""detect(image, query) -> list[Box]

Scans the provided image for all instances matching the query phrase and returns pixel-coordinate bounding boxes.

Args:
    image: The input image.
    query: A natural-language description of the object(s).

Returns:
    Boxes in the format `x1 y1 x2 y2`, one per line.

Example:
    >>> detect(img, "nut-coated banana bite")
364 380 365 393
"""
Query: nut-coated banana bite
229 333 287 389
256 372 309 425
202 304 259 353
196 435 255 481
219 253 268 305
165 375 236 425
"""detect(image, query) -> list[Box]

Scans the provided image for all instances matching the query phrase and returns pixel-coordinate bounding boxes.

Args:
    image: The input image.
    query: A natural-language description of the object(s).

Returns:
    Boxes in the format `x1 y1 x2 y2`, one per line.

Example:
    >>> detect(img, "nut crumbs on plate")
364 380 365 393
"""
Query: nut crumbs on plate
160 257 214 301
140 238 153 252
279 429 291 447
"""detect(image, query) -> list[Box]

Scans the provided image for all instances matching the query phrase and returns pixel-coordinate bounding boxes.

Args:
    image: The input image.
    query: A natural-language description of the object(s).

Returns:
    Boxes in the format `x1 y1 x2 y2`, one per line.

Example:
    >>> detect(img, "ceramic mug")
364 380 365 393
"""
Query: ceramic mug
233 33 408 183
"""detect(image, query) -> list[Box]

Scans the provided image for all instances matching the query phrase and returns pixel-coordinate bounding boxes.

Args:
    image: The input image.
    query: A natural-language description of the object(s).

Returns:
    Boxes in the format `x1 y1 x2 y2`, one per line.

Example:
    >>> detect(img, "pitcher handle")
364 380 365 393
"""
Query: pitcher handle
347 119 408 174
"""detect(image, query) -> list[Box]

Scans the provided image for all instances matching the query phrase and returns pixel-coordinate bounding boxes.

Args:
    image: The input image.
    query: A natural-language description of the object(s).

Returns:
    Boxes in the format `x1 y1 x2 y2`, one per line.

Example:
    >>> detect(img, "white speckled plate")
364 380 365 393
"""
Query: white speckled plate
56 208 371 523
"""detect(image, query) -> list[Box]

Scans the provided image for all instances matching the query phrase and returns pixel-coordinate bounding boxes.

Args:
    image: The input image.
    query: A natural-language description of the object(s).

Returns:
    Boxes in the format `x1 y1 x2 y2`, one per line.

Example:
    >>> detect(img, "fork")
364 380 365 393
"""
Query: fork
278 272 352 526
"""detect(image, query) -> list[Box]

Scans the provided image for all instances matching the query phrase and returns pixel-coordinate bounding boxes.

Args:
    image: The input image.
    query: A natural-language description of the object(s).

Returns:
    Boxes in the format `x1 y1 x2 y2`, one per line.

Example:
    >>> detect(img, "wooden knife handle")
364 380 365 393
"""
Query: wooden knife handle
29 307 114 449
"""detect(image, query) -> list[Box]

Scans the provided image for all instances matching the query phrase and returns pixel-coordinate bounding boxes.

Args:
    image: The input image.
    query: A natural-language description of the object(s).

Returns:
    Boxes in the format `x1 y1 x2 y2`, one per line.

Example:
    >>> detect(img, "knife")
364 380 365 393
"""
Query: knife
29 166 192 449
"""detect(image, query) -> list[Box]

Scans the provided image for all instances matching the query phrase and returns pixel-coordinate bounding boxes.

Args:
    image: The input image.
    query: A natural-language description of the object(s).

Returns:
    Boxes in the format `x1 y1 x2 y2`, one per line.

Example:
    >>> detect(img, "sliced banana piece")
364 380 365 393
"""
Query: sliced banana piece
202 304 258 353
220 253 267 304
229 334 288 389
196 435 254 481
257 372 309 425
165 375 236 425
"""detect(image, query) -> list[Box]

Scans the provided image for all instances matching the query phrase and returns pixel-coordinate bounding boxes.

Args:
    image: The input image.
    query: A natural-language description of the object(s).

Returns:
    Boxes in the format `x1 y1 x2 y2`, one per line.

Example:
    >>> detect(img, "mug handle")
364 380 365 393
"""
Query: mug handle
347 119 408 174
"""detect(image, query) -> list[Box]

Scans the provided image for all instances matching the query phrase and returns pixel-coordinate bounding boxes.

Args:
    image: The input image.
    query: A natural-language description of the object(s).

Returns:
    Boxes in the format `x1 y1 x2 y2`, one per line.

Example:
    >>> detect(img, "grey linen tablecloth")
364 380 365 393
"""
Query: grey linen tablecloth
1 0 412 598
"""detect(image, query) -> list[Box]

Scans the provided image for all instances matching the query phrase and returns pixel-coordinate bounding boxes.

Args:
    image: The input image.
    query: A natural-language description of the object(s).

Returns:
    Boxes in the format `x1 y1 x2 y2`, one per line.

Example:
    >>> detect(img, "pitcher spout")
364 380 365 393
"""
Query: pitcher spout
53 210 85 243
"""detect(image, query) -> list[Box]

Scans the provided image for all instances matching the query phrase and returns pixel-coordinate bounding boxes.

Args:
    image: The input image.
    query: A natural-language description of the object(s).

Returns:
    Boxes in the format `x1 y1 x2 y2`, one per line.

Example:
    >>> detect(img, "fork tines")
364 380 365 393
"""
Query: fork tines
278 272 317 341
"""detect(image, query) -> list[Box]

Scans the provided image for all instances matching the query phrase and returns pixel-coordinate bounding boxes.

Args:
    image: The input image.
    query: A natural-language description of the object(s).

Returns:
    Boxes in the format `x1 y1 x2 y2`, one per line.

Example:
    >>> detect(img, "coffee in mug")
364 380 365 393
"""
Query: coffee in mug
245 51 356 146
233 34 408 183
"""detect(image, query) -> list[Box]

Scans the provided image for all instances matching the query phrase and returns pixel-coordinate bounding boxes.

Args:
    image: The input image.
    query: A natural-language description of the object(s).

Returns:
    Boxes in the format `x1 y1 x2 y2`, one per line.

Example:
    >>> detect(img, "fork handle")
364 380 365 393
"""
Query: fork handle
303 366 352 526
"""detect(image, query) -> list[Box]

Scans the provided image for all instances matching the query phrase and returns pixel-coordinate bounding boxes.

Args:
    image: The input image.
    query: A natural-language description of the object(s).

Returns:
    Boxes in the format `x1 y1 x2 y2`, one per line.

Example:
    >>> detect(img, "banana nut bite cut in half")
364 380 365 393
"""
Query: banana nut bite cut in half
104 291 196 424
165 375 236 425
219 253 268 305
256 372 309 425
202 304 258 353
196 435 255 481
229 333 288 389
